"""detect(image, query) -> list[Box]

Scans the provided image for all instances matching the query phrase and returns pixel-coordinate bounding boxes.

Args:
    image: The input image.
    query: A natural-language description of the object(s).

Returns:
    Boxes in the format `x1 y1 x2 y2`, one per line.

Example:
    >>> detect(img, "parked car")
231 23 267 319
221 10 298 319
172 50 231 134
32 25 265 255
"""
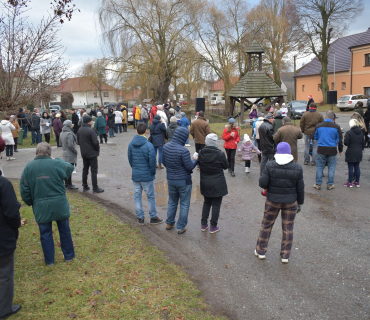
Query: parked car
127 108 134 125
337 94 368 111
286 100 307 119
367 97 370 108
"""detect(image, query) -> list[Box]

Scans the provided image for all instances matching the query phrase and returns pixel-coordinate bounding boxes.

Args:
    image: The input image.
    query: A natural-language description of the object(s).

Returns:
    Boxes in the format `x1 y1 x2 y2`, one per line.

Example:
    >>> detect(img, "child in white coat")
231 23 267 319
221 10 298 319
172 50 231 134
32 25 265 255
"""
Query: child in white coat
238 134 261 173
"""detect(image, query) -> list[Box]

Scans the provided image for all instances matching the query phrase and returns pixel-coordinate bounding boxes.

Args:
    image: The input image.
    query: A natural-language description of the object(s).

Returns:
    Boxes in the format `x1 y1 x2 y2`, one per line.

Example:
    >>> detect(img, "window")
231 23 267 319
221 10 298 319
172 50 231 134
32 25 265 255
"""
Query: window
331 82 334 90
365 87 370 96
318 84 321 91
341 82 346 90
93 92 97 98
365 53 370 66
103 91 109 97
302 85 305 92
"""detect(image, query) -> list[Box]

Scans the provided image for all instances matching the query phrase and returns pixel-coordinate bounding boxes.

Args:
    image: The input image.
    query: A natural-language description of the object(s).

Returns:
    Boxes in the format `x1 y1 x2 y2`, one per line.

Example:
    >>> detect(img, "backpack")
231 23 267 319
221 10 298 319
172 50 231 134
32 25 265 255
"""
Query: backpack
141 107 148 119
0 136 5 153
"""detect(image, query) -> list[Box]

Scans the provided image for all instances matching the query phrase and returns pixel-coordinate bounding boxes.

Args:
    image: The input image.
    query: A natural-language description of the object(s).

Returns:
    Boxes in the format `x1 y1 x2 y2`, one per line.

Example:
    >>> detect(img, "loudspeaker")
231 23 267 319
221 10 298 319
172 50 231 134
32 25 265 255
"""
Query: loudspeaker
195 97 205 113
327 90 337 104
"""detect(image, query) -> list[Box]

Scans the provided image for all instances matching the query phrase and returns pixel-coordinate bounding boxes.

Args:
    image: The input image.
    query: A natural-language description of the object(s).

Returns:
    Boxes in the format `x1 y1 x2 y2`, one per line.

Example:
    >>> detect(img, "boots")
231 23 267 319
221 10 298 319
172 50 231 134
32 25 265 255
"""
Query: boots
157 163 164 169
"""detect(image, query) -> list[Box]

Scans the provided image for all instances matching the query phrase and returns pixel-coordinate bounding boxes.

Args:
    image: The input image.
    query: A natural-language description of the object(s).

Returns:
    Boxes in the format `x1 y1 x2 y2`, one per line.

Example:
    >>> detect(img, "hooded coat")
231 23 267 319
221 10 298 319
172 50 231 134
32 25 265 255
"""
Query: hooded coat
60 120 78 164
166 122 179 142
128 135 156 182
0 120 15 145
238 142 261 160
222 127 240 149
198 146 228 197
273 123 303 162
179 114 190 128
115 110 123 124
344 126 364 163
107 110 115 128
29 113 40 131
272 115 284 133
149 118 166 146
94 115 107 135
150 105 158 120
77 123 100 159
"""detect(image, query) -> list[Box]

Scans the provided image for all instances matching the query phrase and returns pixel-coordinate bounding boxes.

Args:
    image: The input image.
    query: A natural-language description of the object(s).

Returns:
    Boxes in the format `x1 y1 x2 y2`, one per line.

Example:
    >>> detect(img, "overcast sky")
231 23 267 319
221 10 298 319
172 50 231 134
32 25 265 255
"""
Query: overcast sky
27 0 370 74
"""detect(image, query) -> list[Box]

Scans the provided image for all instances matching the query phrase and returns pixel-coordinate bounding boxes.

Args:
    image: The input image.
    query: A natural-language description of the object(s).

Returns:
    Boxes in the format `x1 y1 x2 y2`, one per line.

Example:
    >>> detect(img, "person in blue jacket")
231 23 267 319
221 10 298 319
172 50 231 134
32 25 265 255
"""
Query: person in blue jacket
179 112 191 147
149 115 167 169
162 127 198 234
128 122 164 226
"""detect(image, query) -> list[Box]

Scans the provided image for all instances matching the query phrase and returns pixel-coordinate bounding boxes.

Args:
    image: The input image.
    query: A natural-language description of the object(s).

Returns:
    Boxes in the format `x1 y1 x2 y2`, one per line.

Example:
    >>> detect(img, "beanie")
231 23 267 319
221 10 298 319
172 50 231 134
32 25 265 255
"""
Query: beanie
83 115 92 123
97 112 102 117
229 117 236 124
243 134 250 142
265 113 274 119
276 142 291 155
170 116 177 123
205 133 218 147
63 120 73 128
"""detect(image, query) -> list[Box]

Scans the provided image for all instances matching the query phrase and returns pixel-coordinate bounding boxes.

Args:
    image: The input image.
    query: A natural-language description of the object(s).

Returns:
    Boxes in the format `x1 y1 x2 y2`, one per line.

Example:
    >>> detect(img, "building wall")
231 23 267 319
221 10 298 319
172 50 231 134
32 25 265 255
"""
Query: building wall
351 45 370 96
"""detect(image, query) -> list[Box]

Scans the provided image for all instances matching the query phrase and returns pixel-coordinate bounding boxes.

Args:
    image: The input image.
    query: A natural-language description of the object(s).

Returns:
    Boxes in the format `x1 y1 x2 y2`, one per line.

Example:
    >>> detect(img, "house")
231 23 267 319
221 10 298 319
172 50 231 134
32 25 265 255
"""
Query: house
294 27 370 102
142 98 155 105
209 77 240 101
51 77 117 108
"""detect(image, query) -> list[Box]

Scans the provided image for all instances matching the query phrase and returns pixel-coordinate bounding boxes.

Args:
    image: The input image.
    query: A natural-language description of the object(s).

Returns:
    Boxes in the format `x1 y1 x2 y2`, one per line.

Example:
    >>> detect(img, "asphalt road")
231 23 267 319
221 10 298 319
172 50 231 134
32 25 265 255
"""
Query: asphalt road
3 112 370 320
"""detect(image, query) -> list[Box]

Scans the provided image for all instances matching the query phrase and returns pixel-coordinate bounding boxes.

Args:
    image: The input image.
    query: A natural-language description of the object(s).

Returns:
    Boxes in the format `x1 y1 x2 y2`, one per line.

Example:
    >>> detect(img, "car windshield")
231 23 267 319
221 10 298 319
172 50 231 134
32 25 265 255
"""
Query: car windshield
211 97 217 100
338 95 350 102
292 101 306 108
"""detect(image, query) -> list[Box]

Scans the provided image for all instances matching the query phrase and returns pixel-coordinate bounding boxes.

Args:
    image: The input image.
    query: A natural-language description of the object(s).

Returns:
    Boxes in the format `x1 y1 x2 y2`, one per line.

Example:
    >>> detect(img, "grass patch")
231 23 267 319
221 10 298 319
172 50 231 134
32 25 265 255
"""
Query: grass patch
317 104 353 113
17 132 57 149
12 181 226 320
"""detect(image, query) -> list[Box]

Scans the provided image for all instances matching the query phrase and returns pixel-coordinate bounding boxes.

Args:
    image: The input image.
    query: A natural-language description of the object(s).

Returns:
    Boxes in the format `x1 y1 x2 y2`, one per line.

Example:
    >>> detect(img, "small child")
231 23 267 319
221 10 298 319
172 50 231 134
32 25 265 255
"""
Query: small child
238 134 261 173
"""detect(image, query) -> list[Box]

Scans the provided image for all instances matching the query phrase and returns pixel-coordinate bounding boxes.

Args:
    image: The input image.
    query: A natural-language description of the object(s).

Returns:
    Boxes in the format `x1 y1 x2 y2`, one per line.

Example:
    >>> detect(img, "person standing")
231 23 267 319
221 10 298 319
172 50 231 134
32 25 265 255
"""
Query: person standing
273 117 303 162
71 109 80 135
141 104 149 127
135 105 142 127
258 113 275 175
190 111 212 156
162 127 198 234
306 95 314 111
29 111 41 145
150 103 158 125
198 133 228 233
249 105 258 125
174 103 182 117
107 108 115 138
272 110 284 133
238 134 261 173
20 143 75 266
121 105 128 132
300 103 324 165
0 117 16 161
114 109 123 133
128 122 163 226
255 142 304 264
343 119 364 188
179 112 191 147
40 111 52 143
280 103 288 117
89 107 97 117
94 112 108 144
222 118 240 177
0 175 22 319
149 115 167 169
313 111 343 190
77 116 104 193
166 116 179 142
156 105 168 128
52 113 63 147
22 109 29 139
254 113 265 163
9 116 20 153
60 120 78 190
364 102 370 148
353 101 364 117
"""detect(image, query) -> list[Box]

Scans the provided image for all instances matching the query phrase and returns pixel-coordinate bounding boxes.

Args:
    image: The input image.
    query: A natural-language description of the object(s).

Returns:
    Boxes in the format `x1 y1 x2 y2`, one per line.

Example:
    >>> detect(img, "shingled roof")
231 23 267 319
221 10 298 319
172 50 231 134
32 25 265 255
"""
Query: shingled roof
245 40 265 53
226 71 287 98
295 28 370 77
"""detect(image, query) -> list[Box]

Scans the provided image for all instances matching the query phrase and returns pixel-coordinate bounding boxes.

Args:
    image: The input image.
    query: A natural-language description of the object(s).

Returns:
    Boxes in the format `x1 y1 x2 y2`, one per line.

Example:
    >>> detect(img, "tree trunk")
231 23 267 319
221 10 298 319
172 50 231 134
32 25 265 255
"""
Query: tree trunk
272 64 282 88
155 72 171 103
99 91 104 107
320 54 329 104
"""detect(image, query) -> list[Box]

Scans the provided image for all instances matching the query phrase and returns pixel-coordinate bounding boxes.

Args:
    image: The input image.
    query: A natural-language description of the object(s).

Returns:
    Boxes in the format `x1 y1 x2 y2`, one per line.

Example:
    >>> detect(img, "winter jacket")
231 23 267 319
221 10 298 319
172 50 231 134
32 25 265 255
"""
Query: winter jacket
0 120 15 145
149 118 166 146
0 177 21 257
300 110 324 136
71 113 79 127
166 123 179 142
52 118 63 136
190 116 212 144
135 107 141 121
306 98 314 111
175 105 181 116
249 109 258 119
60 122 78 164
164 108 171 121
115 111 123 124
162 127 197 183
121 109 127 124
354 105 364 117
198 146 228 197
254 117 264 139
107 111 115 128
364 108 370 131
128 135 156 182
344 126 364 163
272 116 284 133
94 116 107 135
20 156 74 224
222 127 240 149
280 107 288 117
238 142 260 160
11 121 20 138
259 120 275 154
141 106 149 119
273 123 303 162
29 114 40 131
313 119 343 156
40 118 52 134
260 157 304 205
179 115 190 129
157 110 168 127
77 123 100 159
90 109 97 117
150 105 158 120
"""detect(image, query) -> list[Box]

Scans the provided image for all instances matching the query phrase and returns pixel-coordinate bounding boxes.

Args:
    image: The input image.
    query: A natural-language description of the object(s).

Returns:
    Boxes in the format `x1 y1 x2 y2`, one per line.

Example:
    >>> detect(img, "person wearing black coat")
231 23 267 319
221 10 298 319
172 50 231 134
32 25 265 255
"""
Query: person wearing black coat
363 104 370 148
107 109 115 138
255 142 304 263
29 113 41 145
71 109 80 134
0 176 22 319
149 115 166 169
198 134 228 233
306 95 314 111
343 119 364 188
258 114 276 175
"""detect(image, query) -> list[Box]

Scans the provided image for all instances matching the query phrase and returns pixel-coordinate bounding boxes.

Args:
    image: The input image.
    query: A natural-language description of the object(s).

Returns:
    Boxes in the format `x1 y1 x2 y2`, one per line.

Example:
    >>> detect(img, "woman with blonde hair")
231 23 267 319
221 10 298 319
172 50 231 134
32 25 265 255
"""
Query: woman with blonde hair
9 115 20 152
222 118 240 177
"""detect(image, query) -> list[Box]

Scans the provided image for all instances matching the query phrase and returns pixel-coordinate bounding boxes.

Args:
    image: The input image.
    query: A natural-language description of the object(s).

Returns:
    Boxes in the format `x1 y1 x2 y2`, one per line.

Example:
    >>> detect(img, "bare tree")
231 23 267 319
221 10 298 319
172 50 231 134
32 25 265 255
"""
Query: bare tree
296 0 363 103
0 0 79 111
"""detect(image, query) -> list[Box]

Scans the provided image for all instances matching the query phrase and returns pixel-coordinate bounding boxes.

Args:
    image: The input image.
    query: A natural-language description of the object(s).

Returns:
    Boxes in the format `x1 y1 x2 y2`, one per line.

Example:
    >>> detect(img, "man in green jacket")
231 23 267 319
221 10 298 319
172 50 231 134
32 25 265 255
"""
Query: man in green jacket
20 143 75 267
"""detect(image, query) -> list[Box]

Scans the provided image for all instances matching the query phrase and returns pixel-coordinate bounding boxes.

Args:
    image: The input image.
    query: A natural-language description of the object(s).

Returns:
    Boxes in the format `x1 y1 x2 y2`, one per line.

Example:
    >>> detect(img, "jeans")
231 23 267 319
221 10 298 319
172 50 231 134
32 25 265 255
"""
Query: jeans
348 162 360 183
5 145 13 157
154 145 163 164
316 154 337 185
202 196 223 227
166 184 192 231
225 149 236 171
44 133 50 143
260 152 274 175
22 124 28 138
0 252 16 318
38 219 75 264
304 134 318 162
133 181 157 219
99 134 107 143
82 157 98 189
142 119 148 127
115 123 122 133
31 130 41 144
109 127 115 137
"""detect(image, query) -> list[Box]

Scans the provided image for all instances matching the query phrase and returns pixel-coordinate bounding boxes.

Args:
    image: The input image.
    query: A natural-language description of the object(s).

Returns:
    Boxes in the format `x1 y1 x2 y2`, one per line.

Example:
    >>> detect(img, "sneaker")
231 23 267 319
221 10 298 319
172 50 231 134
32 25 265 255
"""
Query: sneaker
201 224 208 232
313 184 321 190
210 226 220 234
9 157 16 160
354 182 360 188
185 144 191 147
166 223 173 230
245 167 250 173
254 249 266 260
83 186 90 192
93 188 104 193
138 218 144 225
281 258 289 264
67 185 78 190
46 263 54 267
150 217 164 225
311 161 316 166
304 161 309 165
178 227 187 234
65 258 74 263
327 184 335 190
343 182 353 188
231 171 235 177
6 157 10 161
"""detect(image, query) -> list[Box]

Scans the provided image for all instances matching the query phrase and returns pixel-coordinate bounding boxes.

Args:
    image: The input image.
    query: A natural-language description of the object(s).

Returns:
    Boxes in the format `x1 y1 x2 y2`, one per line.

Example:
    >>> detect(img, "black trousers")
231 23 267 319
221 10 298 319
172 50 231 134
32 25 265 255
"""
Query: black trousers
65 163 75 186
256 139 261 163
99 134 107 143
44 133 50 143
245 160 251 167
225 148 236 171
56 135 60 147
82 157 98 189
202 196 223 227
195 143 205 153
123 124 127 132
73 125 79 135
0 252 15 318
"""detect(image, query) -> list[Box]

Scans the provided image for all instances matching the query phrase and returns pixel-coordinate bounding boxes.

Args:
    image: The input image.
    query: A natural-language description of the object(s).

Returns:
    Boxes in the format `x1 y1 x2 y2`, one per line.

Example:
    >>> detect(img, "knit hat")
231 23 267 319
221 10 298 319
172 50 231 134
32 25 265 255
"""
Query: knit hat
229 117 236 124
257 112 265 117
276 110 282 117
83 115 92 123
308 95 312 99
205 133 218 147
181 112 186 117
269 107 274 112
170 116 177 123
265 113 274 119
275 103 279 107
56 113 61 118
157 105 164 110
243 134 250 142
97 112 102 117
63 120 73 128
282 103 286 106
276 142 291 154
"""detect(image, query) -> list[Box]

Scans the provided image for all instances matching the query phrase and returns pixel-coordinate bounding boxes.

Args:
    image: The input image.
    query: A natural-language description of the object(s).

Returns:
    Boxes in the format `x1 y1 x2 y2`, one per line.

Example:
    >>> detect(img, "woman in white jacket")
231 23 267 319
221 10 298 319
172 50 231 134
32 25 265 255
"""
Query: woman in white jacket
114 109 123 133
0 117 16 160
156 105 168 128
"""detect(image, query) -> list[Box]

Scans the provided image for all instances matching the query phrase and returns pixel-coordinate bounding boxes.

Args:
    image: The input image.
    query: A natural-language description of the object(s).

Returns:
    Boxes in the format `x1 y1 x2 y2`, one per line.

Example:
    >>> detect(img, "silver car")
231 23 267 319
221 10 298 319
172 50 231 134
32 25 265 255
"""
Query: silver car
127 109 134 124
337 94 368 111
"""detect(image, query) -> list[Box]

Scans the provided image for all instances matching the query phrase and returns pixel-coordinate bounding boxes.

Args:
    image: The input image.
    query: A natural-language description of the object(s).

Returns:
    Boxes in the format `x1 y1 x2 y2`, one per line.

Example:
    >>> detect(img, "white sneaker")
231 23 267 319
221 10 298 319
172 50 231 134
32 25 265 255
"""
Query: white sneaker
6 157 10 161
254 249 265 260
185 144 191 147
10 157 16 160
245 167 250 173
281 258 289 264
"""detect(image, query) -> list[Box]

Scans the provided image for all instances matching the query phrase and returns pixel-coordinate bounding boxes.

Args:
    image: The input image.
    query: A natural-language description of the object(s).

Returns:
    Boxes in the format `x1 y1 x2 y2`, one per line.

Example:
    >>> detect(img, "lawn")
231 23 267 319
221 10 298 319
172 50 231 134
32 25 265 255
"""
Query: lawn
17 132 57 149
11 181 226 320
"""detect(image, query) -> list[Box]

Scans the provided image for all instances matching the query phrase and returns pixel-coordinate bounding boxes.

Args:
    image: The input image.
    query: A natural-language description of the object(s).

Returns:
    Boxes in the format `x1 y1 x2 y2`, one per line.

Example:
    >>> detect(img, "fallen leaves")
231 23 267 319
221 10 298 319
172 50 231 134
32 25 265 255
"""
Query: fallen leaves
68 312 77 318
21 218 27 226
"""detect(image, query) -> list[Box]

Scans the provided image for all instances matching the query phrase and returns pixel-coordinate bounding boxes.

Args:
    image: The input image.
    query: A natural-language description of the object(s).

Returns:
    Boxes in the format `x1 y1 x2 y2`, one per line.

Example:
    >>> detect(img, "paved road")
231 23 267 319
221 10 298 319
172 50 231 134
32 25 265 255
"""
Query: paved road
3 112 370 319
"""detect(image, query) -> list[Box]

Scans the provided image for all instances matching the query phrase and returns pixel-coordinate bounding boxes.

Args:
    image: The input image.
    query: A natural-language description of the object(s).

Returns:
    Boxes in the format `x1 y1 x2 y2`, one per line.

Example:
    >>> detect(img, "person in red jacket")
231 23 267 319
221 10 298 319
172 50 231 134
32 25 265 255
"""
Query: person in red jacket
222 118 240 177
132 106 137 129
150 103 158 124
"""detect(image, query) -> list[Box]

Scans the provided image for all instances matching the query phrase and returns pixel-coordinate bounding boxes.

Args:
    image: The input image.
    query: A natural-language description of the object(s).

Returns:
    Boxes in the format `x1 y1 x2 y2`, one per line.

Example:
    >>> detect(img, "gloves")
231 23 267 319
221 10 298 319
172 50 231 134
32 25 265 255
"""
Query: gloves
297 205 302 213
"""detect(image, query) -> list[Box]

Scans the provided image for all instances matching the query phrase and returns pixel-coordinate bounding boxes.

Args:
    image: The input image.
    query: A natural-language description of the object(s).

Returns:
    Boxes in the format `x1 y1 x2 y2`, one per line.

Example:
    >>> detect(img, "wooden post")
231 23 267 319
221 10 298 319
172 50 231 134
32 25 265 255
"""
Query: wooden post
259 53 262 71
240 98 245 124
248 53 252 71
